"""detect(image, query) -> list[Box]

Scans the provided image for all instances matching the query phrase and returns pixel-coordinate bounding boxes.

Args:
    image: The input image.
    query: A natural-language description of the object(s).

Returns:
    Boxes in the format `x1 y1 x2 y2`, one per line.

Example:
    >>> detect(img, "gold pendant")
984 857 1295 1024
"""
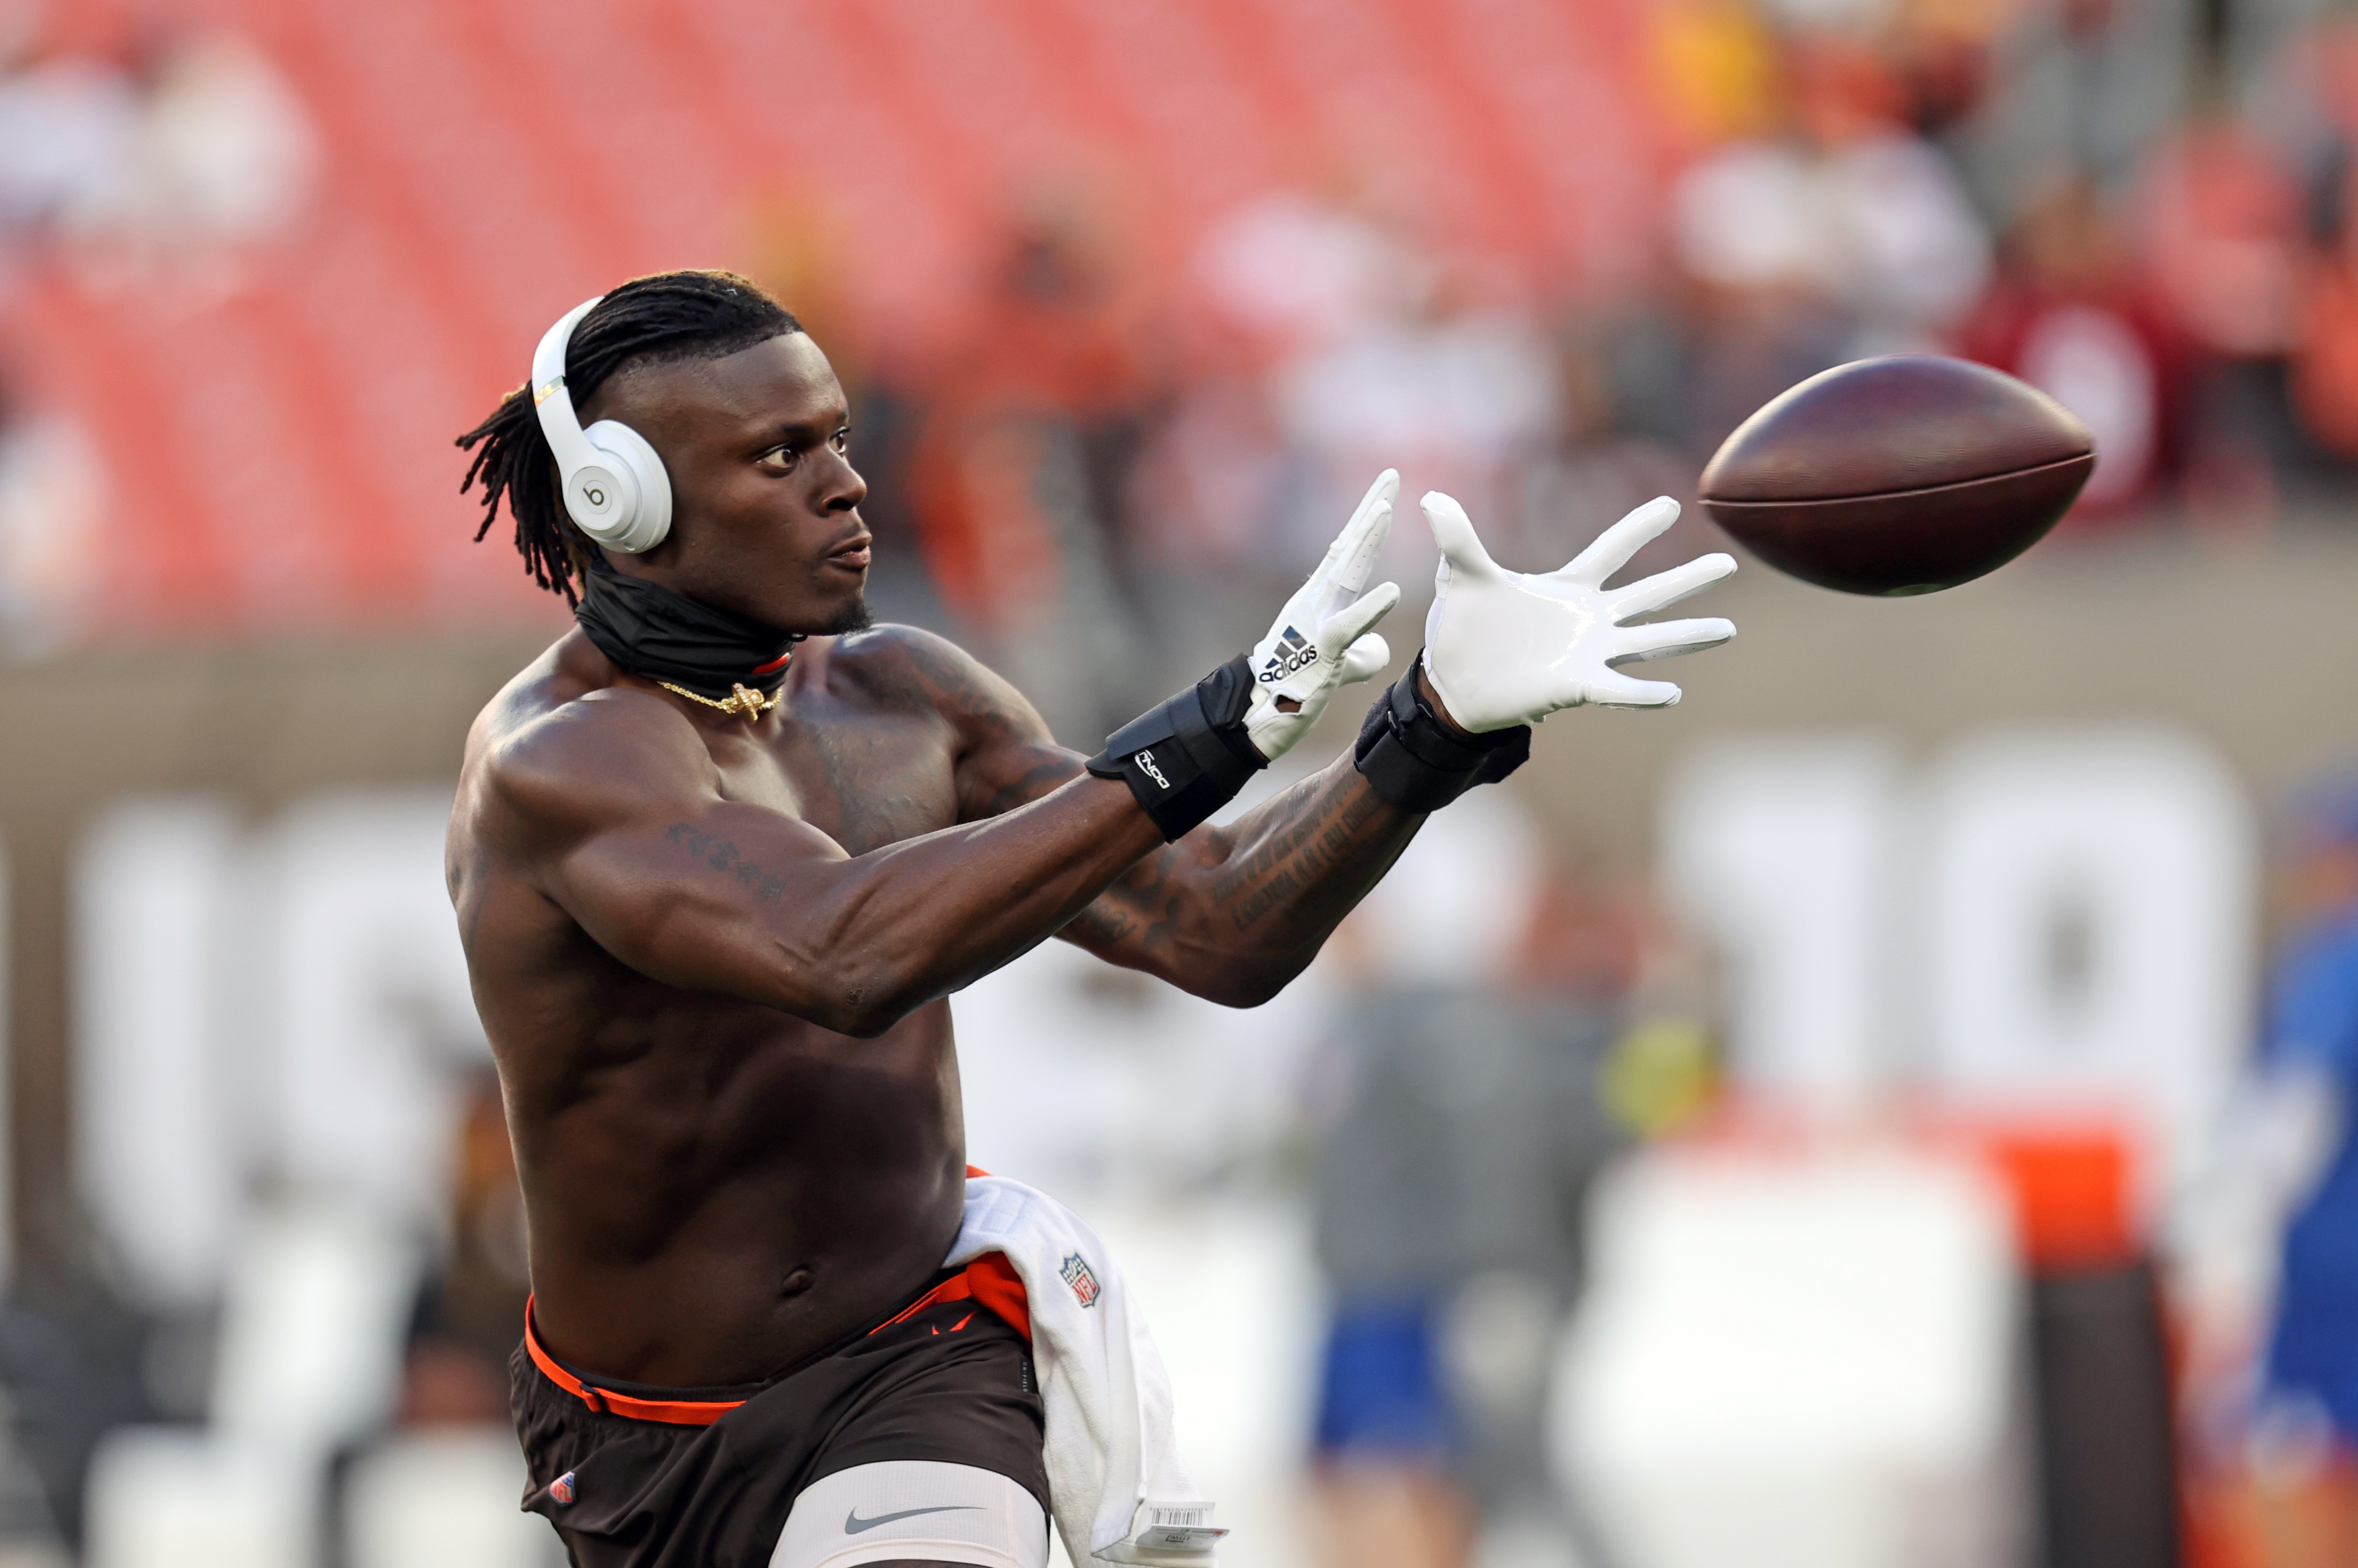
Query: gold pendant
657 680 781 719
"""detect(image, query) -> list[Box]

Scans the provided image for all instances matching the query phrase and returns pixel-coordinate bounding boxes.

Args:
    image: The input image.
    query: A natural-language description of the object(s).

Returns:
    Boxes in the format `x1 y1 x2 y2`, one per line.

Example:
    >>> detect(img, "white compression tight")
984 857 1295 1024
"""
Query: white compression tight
769 1461 1051 1568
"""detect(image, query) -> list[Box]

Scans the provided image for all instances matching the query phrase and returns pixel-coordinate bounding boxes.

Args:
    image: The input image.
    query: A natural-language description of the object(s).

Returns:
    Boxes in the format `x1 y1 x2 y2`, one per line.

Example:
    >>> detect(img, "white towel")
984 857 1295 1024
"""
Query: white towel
944 1175 1224 1566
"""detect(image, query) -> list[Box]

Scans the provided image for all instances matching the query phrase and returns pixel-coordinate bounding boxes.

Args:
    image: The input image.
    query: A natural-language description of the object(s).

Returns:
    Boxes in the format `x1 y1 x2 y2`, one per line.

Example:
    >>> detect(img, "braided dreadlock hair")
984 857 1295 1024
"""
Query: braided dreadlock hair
456 270 802 603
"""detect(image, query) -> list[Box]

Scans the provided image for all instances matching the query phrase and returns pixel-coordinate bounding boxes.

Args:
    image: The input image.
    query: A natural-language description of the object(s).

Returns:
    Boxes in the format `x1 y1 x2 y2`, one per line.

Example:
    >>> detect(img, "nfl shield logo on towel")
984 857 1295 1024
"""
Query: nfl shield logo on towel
550 1472 577 1507
1059 1252 1101 1308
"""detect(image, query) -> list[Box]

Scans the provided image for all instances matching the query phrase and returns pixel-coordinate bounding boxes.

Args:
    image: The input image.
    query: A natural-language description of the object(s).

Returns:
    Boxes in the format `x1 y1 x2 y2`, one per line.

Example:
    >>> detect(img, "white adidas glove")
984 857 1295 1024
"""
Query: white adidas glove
1420 492 1735 731
1243 471 1404 761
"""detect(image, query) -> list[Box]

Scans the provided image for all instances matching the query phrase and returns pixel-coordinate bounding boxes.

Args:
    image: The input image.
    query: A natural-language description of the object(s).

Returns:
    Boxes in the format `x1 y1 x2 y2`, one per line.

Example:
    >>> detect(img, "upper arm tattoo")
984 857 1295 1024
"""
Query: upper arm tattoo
664 821 789 904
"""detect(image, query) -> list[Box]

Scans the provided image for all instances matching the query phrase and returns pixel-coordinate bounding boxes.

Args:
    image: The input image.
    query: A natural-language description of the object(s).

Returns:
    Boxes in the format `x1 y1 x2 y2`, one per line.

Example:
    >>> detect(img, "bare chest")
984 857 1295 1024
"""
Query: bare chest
703 702 960 856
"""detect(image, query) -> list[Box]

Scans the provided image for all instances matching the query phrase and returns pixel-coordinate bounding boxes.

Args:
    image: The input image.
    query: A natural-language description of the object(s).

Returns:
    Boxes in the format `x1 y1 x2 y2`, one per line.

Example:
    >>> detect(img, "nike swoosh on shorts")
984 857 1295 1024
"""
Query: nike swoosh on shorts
844 1504 984 1535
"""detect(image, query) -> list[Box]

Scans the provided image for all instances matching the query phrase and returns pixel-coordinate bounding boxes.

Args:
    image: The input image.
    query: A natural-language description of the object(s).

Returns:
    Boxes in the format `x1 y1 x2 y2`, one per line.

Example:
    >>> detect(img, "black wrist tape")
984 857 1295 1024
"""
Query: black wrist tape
1086 655 1267 840
1353 661 1531 813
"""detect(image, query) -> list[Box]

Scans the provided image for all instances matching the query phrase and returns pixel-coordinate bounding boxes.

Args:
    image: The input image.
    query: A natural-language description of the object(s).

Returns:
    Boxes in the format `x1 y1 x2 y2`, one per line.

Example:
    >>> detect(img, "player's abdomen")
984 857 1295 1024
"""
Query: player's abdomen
513 995 969 1389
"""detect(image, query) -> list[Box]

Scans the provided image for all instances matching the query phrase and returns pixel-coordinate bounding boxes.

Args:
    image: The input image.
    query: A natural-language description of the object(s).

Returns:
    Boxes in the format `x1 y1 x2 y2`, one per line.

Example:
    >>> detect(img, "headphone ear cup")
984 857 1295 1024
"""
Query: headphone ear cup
578 420 673 554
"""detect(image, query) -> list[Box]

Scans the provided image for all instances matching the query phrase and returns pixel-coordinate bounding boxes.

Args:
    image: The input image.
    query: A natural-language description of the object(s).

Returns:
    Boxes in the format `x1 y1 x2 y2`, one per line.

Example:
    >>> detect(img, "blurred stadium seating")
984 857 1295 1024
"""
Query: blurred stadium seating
16 0 1668 634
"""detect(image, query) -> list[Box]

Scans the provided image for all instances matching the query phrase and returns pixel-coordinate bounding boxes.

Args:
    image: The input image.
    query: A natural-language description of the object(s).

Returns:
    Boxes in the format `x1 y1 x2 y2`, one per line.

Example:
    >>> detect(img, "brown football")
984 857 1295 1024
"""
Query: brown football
1697 355 2096 596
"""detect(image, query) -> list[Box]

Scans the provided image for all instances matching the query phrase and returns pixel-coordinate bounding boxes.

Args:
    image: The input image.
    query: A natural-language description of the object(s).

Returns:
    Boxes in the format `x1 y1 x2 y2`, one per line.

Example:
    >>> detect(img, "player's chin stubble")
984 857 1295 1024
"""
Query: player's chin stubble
823 595 873 637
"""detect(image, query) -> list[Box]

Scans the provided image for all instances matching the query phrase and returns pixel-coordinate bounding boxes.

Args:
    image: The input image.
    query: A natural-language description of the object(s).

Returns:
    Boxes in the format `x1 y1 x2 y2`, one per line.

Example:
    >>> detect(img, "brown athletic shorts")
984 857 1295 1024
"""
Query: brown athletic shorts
509 1256 1046 1568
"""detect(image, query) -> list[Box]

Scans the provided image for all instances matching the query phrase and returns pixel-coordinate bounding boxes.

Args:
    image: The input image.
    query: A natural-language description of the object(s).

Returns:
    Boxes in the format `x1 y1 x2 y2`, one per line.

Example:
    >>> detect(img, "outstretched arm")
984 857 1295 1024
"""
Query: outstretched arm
487 685 1168 1038
957 487 1743 1007
1070 755 1425 1006
944 643 1425 1008
484 474 1407 1035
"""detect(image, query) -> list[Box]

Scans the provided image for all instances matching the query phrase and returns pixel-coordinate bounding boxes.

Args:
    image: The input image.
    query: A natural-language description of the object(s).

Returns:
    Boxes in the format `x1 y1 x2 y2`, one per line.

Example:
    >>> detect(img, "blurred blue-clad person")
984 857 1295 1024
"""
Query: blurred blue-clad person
2256 773 2358 1445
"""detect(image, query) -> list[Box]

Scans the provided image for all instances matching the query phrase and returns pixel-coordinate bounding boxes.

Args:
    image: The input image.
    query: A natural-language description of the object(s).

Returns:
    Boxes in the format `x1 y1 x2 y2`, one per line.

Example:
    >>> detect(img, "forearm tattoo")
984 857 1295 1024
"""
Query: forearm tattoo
1210 776 1390 933
916 613 1415 967
1062 767 1404 967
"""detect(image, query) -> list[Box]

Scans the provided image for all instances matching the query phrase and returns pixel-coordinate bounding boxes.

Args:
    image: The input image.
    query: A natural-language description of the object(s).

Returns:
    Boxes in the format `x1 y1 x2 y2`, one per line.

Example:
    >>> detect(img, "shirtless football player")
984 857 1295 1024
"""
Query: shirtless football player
446 270 1735 1568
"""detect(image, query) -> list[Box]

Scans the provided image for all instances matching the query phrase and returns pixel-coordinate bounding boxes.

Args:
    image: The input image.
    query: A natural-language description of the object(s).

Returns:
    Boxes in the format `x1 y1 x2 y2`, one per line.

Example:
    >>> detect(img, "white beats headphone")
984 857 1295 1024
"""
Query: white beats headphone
531 296 673 554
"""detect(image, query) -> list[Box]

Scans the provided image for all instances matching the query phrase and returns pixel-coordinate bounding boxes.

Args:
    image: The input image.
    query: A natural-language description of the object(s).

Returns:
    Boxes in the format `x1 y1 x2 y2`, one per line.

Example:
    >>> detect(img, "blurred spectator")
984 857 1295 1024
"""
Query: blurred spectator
2249 778 2358 1521
2180 771 2358 1568
0 33 316 291
1193 194 1419 373
2290 180 2358 463
1308 989 1623 1568
742 188 952 635
1307 812 1636 1568
1668 33 1990 352
1126 194 1404 675
1178 192 1559 583
0 54 140 241
1656 26 1992 479
2137 116 2306 524
1645 0 1786 151
0 398 105 649
1271 282 1558 574
2285 19 2358 467
908 201 1164 742
1960 176 2180 515
2141 119 2303 364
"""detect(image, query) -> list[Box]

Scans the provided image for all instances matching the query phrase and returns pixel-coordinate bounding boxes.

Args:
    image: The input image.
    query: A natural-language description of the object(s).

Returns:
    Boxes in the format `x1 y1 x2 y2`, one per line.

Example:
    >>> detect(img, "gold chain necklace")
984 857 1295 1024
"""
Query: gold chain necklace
656 681 780 719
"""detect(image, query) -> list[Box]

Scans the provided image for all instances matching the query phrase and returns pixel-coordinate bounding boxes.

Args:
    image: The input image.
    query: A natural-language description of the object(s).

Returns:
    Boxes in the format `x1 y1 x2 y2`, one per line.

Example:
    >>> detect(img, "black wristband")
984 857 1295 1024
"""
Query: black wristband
1352 659 1530 813
1086 655 1268 840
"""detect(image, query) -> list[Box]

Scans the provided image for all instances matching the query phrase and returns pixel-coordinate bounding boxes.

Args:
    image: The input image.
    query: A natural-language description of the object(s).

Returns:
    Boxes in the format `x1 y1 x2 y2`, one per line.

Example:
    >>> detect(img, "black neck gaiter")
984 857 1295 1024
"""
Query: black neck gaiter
574 563 800 702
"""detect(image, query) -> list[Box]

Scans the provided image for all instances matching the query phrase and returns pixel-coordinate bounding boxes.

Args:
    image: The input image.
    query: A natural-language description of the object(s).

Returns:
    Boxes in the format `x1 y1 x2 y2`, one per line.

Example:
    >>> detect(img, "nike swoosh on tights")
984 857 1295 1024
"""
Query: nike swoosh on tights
844 1503 984 1535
